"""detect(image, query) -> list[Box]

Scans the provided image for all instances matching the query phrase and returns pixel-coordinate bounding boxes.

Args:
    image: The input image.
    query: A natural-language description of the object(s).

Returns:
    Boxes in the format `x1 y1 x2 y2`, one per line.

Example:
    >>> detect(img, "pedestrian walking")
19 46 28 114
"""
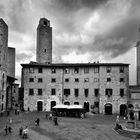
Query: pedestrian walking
16 109 19 115
7 110 10 116
15 109 17 115
49 113 52 120
35 118 40 126
22 126 28 139
4 125 8 135
53 116 58 126
8 126 12 133
19 126 23 136
9 118 12 124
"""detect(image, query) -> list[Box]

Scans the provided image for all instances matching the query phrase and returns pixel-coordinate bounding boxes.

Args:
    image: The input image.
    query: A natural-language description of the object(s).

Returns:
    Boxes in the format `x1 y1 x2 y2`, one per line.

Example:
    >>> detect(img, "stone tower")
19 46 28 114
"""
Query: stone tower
36 18 52 63
0 18 8 69
136 28 140 86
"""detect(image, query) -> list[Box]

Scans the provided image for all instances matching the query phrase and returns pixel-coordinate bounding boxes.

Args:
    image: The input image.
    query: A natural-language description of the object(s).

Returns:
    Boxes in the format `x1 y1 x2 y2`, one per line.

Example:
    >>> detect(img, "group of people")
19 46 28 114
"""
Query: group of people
19 126 29 139
4 125 29 139
46 112 58 126
4 125 12 135
115 115 122 130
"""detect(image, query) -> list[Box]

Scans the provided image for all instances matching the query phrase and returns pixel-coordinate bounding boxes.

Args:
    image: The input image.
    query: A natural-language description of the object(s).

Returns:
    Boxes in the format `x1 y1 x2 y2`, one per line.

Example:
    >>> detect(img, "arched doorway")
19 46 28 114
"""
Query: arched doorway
37 101 43 111
64 101 70 105
120 104 127 116
84 102 89 112
74 102 79 105
105 103 112 115
128 104 133 109
50 101 56 111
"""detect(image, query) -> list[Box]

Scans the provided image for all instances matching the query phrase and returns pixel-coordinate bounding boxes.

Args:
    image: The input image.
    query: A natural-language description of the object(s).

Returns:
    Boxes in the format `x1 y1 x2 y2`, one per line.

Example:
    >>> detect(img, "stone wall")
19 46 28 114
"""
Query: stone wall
22 64 129 114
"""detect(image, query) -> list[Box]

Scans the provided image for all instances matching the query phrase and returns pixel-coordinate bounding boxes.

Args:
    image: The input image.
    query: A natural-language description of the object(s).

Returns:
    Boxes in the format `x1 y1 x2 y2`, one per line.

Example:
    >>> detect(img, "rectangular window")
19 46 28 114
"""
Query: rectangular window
38 78 43 83
84 67 89 73
75 78 79 82
84 89 89 97
29 89 34 96
64 68 70 74
38 89 42 95
29 78 34 82
94 67 99 73
120 89 124 97
94 101 99 107
84 78 89 82
38 67 42 73
65 78 69 82
51 88 56 95
51 78 56 83
105 89 112 97
74 68 79 74
74 89 79 97
51 68 56 73
94 89 99 97
64 89 70 97
120 67 124 73
107 78 111 82
120 78 124 82
106 66 111 73
94 78 99 82
74 88 79 97
29 68 34 73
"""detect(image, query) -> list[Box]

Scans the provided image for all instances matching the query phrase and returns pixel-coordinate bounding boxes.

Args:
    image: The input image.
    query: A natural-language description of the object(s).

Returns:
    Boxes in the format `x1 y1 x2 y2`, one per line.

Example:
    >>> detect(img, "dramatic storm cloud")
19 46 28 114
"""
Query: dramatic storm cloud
0 0 139 84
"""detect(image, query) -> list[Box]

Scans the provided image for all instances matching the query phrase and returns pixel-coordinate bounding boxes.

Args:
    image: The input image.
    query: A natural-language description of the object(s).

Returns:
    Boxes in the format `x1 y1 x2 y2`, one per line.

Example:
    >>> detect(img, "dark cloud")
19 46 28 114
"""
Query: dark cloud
53 0 108 12
1 0 140 62
52 0 140 59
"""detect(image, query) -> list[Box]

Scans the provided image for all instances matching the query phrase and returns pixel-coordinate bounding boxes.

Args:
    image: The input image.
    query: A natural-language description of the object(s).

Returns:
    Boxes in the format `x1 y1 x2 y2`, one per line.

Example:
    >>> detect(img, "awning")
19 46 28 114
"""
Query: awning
53 104 68 109
67 105 83 109
53 104 83 109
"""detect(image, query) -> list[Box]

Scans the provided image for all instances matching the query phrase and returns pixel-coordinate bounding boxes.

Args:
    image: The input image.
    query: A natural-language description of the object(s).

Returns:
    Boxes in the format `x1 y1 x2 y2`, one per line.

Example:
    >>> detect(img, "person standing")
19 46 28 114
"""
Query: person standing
36 118 40 126
8 126 12 133
22 126 28 139
53 116 58 126
4 125 8 135
19 126 23 136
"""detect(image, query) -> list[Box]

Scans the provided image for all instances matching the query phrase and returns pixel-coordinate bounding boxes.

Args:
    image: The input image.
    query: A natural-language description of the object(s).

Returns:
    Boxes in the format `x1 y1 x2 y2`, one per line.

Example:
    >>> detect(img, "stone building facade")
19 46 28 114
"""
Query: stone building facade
21 62 129 114
7 47 15 78
0 18 8 111
0 18 16 111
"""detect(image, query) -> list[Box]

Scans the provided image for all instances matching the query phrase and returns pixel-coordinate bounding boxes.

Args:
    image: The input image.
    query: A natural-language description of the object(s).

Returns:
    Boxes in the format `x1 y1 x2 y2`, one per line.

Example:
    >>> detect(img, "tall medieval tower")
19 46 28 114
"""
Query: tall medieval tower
136 29 140 86
0 18 8 69
36 18 52 63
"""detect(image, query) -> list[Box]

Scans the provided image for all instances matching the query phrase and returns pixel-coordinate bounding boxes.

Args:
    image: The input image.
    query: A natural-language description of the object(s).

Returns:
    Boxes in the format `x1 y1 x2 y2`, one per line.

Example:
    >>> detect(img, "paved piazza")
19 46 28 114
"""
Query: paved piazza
0 111 135 140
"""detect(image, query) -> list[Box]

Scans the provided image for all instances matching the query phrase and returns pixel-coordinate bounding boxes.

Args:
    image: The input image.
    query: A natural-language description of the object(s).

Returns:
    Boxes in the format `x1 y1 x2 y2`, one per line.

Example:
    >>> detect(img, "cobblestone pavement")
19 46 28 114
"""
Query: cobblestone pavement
0 111 135 140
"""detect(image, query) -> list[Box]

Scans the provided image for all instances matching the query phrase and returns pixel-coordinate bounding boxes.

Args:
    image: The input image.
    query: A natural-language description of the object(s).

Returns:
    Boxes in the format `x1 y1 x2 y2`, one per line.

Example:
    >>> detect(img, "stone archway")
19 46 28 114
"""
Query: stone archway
74 102 79 105
50 101 56 111
105 103 112 115
64 101 70 105
120 104 127 116
84 102 89 112
37 101 43 111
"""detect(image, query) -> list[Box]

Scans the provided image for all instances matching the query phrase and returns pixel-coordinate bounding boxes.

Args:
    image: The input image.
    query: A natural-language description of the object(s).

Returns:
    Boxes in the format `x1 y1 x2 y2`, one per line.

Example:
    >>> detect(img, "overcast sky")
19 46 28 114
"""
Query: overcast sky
1 0 140 85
